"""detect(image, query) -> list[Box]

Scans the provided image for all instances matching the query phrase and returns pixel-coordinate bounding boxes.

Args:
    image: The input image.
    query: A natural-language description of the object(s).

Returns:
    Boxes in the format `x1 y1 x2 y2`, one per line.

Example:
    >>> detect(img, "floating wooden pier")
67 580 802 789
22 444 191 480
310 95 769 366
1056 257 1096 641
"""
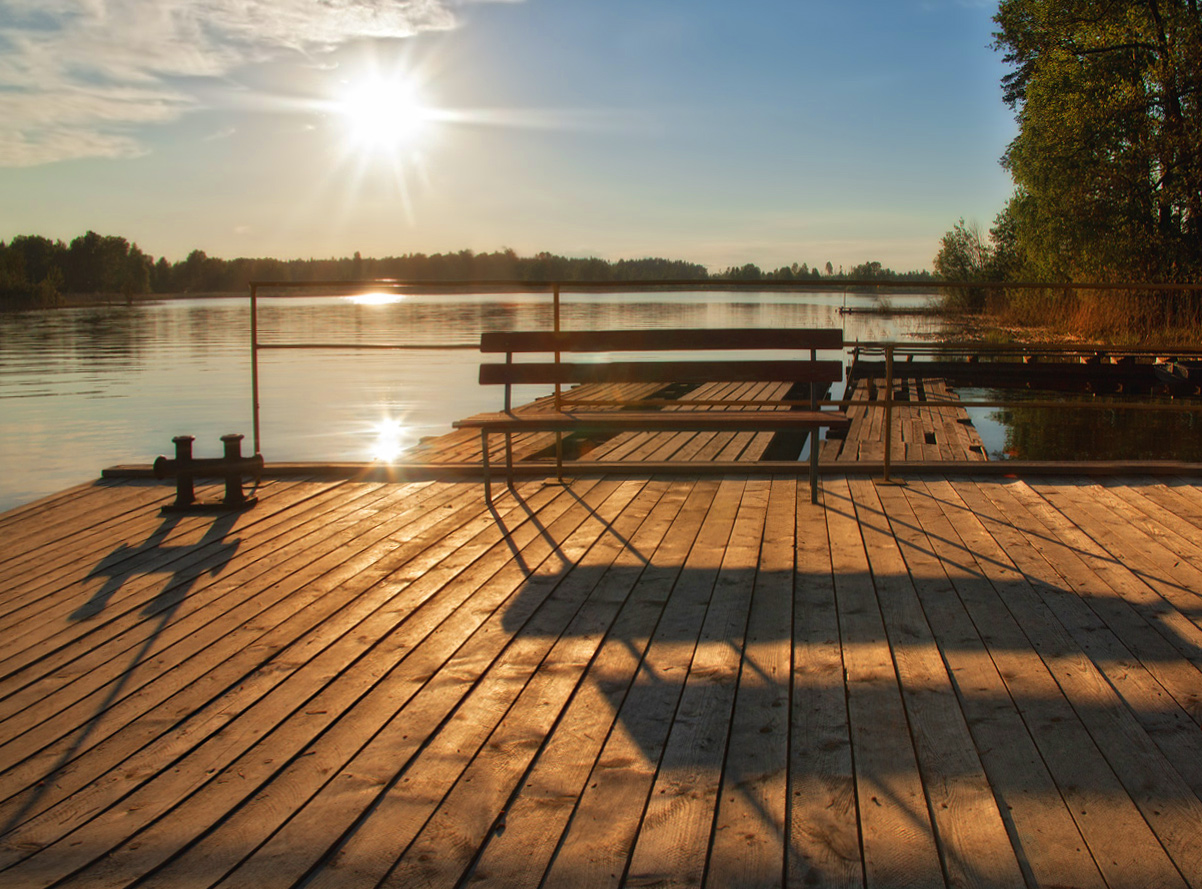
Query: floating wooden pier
3 449 1202 886
827 369 987 463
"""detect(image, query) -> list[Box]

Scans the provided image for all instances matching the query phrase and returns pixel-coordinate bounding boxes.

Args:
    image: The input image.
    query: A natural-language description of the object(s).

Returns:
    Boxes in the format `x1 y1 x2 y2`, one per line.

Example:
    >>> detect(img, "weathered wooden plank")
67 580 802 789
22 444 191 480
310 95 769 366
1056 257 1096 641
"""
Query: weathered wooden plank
0 481 503 835
857 479 1027 889
993 480 1202 782
578 381 737 465
0 482 418 711
1002 478 1202 724
3 471 1202 889
380 480 687 888
826 477 945 887
543 478 743 887
946 478 1192 889
706 476 794 887
0 480 405 705
786 478 862 889
0 478 632 888
0 482 173 568
215 479 653 889
1138 478 1202 533
721 382 793 463
0 478 361 637
894 478 1109 889
479 359 843 387
480 328 845 354
622 478 764 887
0 478 549 859
1028 478 1202 620
1103 477 1202 559
834 379 869 463
0 479 306 598
0 480 111 528
461 479 709 887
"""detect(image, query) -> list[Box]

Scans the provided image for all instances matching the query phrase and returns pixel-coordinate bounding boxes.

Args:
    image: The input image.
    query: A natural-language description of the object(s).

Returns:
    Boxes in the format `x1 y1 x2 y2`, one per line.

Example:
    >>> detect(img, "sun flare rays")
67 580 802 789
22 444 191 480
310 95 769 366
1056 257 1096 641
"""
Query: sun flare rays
337 74 430 155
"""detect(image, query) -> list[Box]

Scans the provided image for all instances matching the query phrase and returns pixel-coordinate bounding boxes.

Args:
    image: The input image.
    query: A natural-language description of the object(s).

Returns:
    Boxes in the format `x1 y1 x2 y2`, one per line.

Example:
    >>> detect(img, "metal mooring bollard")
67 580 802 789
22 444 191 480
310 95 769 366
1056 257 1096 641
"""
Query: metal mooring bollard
220 434 251 507
170 435 196 509
153 433 263 513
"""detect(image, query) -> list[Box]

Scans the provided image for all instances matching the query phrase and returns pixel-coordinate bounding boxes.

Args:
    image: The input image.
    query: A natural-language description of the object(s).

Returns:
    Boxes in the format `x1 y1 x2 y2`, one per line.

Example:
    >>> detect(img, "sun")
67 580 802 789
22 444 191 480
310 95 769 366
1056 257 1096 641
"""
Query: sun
337 75 429 154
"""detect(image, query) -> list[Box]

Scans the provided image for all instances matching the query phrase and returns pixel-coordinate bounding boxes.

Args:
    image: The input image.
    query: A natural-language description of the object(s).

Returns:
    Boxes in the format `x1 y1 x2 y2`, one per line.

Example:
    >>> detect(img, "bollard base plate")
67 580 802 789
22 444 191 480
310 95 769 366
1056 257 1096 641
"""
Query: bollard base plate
161 497 258 514
873 478 907 487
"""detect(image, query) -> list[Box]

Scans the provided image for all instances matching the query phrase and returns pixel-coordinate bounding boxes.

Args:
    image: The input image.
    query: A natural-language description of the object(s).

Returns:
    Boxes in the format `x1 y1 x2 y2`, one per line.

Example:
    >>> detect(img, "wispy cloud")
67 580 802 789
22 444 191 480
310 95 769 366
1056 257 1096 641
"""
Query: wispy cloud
0 0 472 166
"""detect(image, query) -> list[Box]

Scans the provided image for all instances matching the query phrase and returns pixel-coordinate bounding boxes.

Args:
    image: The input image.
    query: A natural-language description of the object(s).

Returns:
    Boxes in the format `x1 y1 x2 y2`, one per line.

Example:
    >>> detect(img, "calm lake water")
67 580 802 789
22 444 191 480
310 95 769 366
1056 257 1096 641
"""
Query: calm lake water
0 290 945 511
4 289 1196 514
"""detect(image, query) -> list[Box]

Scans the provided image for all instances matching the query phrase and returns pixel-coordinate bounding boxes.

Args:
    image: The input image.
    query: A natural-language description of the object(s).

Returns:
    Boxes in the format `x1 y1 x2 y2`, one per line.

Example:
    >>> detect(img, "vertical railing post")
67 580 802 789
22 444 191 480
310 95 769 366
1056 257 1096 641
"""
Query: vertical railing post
809 347 819 504
553 283 564 482
883 344 894 481
250 283 261 457
875 342 904 487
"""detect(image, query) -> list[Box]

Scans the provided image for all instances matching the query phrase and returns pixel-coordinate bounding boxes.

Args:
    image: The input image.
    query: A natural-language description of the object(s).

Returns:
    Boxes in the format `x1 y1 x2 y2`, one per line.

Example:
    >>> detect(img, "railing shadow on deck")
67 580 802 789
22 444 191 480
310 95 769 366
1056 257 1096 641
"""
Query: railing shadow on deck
423 476 1202 887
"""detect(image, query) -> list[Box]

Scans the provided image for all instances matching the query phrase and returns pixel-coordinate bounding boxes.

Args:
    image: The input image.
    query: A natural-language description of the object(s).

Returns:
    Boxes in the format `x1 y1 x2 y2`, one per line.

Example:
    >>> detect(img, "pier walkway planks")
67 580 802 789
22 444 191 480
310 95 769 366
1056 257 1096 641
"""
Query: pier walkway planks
408 373 988 470
825 372 987 463
2 473 1202 887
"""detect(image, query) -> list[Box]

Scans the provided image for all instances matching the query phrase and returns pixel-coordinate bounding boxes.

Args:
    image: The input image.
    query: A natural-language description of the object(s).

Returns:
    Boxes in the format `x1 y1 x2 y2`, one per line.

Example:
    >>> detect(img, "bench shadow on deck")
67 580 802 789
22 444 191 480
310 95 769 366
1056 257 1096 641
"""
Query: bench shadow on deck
1 472 1201 888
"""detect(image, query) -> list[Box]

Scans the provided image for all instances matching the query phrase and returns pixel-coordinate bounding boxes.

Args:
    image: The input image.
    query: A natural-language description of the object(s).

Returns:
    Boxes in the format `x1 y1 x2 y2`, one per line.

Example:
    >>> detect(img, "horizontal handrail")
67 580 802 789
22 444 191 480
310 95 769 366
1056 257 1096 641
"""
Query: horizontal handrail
254 342 479 350
557 397 1202 413
247 278 1202 293
481 327 843 353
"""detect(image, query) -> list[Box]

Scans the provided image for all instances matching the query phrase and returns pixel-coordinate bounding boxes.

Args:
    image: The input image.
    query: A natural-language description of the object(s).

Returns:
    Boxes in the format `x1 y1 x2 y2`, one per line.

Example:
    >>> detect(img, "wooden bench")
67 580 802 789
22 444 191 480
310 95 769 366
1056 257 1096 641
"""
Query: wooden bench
453 328 850 504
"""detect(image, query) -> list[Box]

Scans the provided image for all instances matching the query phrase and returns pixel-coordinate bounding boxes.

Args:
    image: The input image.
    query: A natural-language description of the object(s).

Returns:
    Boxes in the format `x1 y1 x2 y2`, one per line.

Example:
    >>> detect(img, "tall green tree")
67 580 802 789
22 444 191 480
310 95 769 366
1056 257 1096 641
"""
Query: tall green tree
995 0 1202 281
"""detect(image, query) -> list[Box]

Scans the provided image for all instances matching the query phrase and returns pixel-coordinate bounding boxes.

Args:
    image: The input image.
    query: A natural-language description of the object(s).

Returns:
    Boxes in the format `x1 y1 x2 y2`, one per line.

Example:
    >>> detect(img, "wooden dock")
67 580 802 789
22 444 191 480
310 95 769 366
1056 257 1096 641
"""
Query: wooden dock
3 466 1202 887
827 371 987 463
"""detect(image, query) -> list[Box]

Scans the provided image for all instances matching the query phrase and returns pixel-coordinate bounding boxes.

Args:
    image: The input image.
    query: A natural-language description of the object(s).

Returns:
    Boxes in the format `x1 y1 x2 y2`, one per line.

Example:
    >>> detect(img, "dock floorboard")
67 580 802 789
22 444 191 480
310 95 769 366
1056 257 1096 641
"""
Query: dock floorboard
2 472 1201 888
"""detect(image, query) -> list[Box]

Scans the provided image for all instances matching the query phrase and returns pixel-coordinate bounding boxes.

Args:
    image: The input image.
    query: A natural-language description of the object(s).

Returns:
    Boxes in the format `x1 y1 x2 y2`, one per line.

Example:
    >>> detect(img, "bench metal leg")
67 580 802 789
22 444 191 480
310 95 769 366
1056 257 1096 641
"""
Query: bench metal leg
505 431 515 490
481 430 492 504
809 428 819 504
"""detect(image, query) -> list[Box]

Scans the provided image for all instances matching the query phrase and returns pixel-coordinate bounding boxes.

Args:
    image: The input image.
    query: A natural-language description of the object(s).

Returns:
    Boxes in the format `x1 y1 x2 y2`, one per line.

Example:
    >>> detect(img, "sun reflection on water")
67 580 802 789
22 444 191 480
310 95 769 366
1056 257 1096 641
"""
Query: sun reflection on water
346 292 404 307
370 417 408 462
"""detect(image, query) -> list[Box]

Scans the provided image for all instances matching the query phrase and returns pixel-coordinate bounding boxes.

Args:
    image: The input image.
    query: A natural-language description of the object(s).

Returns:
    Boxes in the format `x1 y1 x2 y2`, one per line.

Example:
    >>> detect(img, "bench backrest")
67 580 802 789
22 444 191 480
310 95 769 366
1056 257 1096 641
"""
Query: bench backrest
479 328 845 407
480 328 844 354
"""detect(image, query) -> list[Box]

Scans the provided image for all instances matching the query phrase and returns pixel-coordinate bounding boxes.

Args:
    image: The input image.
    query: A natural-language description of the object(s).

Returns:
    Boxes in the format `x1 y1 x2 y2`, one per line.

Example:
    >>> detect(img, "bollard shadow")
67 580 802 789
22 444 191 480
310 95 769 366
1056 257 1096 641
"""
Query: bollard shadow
73 511 240 621
2 511 242 837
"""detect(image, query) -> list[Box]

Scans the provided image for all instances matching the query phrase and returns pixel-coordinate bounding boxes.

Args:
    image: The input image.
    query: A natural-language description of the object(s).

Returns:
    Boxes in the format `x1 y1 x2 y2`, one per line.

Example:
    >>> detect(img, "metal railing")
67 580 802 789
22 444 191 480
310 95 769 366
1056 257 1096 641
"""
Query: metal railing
247 278 1202 473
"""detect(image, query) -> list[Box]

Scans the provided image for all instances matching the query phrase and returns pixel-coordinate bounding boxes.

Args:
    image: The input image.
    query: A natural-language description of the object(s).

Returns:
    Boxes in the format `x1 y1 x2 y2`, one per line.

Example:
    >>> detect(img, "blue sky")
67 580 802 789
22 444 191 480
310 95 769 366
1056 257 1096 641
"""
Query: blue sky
0 0 1016 272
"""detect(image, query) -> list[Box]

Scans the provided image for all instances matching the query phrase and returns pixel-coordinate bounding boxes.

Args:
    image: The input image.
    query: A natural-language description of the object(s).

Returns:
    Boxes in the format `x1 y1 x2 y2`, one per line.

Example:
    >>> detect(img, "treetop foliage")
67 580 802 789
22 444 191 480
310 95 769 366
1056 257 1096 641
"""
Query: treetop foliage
986 0 1202 282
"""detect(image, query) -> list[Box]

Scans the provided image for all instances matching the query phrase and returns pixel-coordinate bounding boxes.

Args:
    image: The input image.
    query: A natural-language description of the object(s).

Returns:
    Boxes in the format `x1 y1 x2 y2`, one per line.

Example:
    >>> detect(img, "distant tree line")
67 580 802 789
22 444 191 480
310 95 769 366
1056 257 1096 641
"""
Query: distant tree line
719 259 935 285
0 232 152 306
0 231 934 308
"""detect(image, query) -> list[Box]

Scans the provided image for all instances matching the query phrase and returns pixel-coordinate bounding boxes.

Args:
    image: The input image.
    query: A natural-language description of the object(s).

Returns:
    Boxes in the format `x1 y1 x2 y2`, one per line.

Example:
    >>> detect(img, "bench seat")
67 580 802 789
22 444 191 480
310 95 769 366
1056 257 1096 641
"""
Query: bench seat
460 327 848 505
454 407 849 503
455 409 848 434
